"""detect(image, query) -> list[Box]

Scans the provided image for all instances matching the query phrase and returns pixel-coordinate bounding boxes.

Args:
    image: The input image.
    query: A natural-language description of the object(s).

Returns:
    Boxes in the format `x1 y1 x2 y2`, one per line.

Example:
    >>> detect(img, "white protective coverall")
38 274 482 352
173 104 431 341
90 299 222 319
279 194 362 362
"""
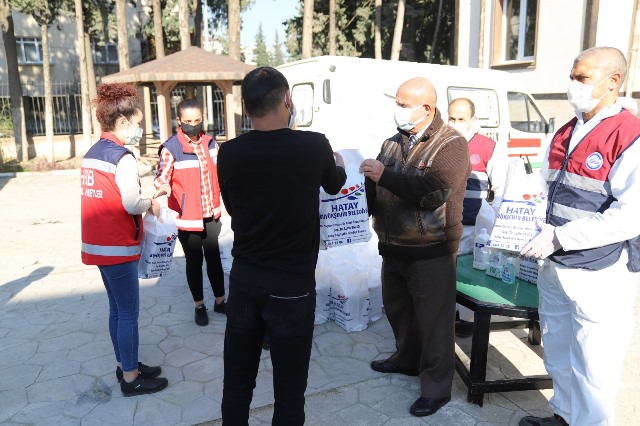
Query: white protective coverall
539 99 640 425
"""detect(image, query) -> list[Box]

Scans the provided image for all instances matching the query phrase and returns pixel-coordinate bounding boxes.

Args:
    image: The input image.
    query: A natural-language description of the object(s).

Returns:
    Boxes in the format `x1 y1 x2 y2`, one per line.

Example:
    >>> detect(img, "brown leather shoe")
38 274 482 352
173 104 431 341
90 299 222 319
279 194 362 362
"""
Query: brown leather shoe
370 359 419 376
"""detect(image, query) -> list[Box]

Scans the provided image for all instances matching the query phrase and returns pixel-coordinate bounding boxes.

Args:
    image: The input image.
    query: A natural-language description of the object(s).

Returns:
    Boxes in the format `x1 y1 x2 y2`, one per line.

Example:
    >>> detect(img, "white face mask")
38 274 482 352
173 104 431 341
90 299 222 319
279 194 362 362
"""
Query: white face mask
124 122 143 145
450 121 474 140
567 75 611 113
394 104 427 132
288 103 297 129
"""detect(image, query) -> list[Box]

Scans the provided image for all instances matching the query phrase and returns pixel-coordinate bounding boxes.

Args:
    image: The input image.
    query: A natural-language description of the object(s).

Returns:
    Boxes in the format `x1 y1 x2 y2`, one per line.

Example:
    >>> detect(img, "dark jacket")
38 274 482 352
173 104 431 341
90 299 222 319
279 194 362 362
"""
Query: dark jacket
366 109 471 259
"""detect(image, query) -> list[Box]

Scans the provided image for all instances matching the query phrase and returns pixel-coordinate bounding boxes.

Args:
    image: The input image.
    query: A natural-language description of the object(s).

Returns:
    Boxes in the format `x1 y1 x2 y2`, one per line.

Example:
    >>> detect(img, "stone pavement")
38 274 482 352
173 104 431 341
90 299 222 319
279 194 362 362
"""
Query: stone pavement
0 171 638 425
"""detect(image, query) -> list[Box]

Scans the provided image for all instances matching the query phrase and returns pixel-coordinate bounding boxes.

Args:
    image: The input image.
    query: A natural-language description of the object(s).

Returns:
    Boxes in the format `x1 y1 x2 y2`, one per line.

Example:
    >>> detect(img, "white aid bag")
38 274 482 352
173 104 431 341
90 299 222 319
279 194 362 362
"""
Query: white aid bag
489 163 548 252
314 250 333 325
319 149 371 249
218 217 234 296
138 207 179 279
329 245 370 332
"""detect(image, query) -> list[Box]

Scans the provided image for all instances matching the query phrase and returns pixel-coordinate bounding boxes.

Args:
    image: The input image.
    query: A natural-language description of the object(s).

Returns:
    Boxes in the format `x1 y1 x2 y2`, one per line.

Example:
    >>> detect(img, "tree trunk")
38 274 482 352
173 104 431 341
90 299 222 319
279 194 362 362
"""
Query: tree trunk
390 0 405 61
428 0 444 63
329 0 335 55
302 0 314 58
84 33 99 138
116 0 130 70
153 0 165 58
75 0 91 150
179 0 190 50
41 22 54 161
374 0 382 59
227 0 240 60
0 0 26 161
192 0 202 47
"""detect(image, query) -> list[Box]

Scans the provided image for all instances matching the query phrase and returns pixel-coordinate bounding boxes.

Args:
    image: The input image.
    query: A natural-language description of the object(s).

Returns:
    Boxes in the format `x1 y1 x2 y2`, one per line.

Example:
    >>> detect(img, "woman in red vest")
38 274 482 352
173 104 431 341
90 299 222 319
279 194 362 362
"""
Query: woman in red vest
154 99 226 326
81 83 168 396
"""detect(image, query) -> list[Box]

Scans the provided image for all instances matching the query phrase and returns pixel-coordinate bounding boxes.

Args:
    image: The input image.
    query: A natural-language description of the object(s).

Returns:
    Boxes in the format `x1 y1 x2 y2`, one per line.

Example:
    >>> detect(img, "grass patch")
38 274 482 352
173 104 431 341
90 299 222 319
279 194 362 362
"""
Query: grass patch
0 157 82 173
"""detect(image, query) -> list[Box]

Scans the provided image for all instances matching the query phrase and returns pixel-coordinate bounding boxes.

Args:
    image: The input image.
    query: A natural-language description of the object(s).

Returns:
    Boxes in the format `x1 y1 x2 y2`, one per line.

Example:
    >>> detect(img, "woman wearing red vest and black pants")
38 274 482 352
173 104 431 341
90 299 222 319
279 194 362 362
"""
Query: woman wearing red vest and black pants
154 99 226 326
81 83 168 396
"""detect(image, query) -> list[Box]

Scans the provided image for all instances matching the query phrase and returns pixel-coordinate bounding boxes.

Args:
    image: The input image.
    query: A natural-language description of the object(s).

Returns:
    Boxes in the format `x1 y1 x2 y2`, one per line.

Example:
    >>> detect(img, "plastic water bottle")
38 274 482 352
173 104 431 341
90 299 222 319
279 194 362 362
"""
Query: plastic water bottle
473 228 490 270
502 256 517 285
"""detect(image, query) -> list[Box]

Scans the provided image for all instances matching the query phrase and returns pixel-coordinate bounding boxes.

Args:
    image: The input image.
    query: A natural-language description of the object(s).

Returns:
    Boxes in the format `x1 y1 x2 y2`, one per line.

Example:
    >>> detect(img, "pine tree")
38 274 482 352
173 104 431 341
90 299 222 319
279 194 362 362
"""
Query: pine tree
272 29 285 66
253 23 271 66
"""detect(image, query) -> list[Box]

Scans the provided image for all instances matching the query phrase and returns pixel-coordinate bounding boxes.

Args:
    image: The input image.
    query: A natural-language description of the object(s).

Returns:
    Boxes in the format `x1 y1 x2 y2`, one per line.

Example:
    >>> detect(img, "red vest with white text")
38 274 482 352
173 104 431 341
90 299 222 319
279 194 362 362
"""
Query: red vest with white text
546 109 640 271
159 129 221 231
462 133 496 225
81 135 143 265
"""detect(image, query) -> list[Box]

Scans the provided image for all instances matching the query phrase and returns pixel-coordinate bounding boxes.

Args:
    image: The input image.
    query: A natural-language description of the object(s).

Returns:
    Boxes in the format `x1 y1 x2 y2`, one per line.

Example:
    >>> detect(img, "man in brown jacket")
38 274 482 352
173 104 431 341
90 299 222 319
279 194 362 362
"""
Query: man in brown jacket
361 77 470 417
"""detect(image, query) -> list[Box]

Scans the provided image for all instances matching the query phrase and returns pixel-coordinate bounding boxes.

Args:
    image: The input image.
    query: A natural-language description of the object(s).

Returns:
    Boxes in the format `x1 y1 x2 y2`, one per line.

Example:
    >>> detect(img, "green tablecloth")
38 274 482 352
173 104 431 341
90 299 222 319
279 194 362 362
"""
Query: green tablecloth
456 255 539 309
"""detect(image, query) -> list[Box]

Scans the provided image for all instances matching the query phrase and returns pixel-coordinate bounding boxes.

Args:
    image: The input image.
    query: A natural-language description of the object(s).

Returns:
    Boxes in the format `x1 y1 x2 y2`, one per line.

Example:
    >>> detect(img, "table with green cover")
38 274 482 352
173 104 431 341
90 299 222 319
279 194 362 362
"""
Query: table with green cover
455 255 552 406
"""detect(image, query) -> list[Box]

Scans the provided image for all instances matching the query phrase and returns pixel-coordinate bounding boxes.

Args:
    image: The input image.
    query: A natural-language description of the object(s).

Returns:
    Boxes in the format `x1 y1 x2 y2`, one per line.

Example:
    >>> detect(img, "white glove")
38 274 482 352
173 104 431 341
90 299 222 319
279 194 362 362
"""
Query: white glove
520 220 561 260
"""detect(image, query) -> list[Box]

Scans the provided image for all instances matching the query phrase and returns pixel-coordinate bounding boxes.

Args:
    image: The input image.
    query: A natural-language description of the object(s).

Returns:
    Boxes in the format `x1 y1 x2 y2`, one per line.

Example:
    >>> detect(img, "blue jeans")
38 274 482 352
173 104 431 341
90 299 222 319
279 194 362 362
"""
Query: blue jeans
221 278 316 426
99 260 140 372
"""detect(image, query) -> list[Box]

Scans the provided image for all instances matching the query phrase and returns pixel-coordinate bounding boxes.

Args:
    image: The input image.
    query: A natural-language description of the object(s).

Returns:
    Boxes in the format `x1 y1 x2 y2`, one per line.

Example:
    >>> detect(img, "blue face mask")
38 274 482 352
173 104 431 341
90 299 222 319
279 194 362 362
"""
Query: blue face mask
394 104 427 132
124 122 143 145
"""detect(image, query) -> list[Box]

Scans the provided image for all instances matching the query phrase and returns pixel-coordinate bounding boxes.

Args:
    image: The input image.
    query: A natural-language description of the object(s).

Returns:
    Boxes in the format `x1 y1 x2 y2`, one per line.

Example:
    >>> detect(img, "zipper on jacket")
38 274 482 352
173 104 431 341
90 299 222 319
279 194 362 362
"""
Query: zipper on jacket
133 215 141 240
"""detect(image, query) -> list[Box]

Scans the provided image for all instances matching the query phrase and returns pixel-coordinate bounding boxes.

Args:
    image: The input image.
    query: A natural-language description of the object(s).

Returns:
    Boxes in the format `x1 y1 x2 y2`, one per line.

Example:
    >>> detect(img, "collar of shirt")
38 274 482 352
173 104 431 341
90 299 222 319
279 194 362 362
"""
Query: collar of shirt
570 101 623 152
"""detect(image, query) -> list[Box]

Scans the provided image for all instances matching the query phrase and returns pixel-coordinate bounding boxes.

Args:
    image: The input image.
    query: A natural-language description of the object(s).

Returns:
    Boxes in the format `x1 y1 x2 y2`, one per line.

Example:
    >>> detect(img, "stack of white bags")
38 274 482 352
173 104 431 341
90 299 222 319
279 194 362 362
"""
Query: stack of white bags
218 219 384 333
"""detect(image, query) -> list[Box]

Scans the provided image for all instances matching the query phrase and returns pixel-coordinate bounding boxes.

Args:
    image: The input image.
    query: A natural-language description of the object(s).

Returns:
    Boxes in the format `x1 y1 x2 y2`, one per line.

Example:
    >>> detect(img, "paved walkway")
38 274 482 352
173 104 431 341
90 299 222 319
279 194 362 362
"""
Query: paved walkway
1 171 638 425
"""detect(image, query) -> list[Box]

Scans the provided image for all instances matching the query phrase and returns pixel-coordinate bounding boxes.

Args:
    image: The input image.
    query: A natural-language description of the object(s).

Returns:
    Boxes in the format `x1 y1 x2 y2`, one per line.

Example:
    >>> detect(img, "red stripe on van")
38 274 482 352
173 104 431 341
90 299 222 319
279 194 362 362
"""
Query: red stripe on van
508 138 541 148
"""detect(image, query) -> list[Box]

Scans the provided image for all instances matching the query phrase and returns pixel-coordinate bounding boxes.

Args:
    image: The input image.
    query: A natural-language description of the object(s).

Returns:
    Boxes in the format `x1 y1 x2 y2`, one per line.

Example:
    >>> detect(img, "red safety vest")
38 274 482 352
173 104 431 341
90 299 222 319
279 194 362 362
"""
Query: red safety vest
81 133 143 265
159 128 221 231
463 133 496 225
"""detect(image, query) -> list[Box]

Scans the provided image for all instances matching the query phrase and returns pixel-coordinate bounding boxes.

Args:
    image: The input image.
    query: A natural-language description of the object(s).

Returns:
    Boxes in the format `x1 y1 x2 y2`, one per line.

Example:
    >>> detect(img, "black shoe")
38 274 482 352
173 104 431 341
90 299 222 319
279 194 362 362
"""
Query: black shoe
213 300 227 315
195 305 209 326
409 396 451 417
519 414 569 426
116 362 162 383
120 374 168 397
455 319 474 338
370 359 419 376
262 335 270 351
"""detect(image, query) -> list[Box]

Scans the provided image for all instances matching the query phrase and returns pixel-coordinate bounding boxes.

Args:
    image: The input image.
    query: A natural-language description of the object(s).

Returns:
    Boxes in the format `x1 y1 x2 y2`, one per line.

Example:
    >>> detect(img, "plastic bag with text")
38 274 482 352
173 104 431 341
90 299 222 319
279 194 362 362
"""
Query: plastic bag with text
319 149 371 249
138 207 179 279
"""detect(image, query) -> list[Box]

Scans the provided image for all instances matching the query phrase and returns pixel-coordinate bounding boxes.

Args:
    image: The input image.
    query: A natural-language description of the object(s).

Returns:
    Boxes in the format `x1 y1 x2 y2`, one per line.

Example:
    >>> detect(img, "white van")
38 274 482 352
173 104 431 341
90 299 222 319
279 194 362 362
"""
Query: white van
277 56 555 165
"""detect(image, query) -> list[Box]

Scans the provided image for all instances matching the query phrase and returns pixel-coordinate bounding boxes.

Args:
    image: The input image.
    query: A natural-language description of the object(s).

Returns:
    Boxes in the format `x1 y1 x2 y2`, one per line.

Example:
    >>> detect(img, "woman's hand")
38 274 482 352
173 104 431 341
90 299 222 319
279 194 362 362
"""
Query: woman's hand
153 184 171 199
148 198 161 217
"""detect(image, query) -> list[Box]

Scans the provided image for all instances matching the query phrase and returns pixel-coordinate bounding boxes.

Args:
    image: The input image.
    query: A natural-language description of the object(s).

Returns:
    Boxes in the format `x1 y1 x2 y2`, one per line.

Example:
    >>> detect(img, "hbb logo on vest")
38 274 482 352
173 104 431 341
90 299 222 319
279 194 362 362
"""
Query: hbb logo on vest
81 169 103 199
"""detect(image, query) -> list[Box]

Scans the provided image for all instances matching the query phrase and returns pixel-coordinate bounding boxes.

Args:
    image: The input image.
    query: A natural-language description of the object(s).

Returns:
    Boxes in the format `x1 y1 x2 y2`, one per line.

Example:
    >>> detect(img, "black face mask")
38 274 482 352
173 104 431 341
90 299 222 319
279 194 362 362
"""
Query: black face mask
181 121 203 137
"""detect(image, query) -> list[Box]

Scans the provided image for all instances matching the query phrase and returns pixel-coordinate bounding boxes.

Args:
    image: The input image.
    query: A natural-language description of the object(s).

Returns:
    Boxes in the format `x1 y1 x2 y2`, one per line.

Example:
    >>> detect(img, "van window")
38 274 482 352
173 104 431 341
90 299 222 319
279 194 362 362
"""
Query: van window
291 83 314 127
507 92 545 133
447 87 500 128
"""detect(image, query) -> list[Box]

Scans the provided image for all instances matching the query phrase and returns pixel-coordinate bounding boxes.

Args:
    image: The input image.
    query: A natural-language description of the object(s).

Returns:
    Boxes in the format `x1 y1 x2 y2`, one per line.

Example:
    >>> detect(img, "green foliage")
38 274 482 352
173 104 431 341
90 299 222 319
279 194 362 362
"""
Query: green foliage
285 0 454 64
272 30 285 66
252 23 270 66
10 0 73 26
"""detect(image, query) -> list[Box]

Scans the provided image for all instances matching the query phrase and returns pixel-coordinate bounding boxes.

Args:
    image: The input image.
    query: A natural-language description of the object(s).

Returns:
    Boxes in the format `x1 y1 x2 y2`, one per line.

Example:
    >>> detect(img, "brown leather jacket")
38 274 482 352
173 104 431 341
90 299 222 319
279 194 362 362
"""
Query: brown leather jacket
366 109 471 259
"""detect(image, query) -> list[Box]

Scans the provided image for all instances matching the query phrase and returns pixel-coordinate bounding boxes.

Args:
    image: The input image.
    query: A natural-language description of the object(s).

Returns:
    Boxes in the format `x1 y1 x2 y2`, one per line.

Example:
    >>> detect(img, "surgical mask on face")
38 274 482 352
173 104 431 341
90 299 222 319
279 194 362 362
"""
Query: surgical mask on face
450 121 473 141
124 121 143 145
181 121 203 137
288 103 297 129
567 75 611 113
394 104 427 132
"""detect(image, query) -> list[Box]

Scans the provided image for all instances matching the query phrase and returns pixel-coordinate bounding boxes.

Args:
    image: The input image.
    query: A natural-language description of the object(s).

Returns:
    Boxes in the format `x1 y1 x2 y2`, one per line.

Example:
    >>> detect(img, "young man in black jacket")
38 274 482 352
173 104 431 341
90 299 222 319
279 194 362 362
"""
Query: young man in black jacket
217 66 346 426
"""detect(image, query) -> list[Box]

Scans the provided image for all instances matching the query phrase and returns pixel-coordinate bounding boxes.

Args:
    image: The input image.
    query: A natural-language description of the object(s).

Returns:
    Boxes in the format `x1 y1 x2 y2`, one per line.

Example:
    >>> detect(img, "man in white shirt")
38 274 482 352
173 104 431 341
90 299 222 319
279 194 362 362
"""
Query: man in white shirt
519 47 640 426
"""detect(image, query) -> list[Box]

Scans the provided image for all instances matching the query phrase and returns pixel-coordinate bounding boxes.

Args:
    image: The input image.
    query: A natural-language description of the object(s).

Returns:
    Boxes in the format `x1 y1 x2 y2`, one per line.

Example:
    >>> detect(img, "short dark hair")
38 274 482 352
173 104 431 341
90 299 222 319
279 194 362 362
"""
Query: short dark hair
451 97 476 118
177 98 201 118
242 67 289 118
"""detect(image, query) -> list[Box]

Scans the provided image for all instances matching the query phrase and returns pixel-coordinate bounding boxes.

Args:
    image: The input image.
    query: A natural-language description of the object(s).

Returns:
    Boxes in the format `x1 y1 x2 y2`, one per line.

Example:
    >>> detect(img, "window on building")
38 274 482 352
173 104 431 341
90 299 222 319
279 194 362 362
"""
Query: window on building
16 37 43 64
92 42 119 64
492 0 538 65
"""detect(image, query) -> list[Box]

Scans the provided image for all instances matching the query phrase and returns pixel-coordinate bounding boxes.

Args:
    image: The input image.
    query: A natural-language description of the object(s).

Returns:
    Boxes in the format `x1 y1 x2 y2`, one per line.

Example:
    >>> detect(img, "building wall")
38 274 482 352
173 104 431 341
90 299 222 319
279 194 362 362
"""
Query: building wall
0 2 148 94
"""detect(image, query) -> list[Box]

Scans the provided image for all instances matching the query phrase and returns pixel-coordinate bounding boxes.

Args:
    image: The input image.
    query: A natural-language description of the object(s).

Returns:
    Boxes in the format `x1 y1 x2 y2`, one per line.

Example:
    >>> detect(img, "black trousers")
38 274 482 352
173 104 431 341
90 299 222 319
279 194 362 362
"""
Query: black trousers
382 253 457 398
221 277 315 426
177 217 225 302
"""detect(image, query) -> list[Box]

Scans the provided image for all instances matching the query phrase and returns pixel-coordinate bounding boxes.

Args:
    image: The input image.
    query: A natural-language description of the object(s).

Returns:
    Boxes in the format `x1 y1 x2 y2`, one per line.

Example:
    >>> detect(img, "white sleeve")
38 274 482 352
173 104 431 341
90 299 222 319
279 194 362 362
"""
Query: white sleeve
115 154 151 215
555 136 640 250
486 140 508 199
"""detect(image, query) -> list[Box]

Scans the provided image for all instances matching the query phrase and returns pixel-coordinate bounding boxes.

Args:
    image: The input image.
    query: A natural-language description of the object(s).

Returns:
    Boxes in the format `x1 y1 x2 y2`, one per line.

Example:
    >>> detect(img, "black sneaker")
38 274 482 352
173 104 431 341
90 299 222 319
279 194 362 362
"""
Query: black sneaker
195 304 209 326
120 374 168 397
213 300 227 315
116 362 162 383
